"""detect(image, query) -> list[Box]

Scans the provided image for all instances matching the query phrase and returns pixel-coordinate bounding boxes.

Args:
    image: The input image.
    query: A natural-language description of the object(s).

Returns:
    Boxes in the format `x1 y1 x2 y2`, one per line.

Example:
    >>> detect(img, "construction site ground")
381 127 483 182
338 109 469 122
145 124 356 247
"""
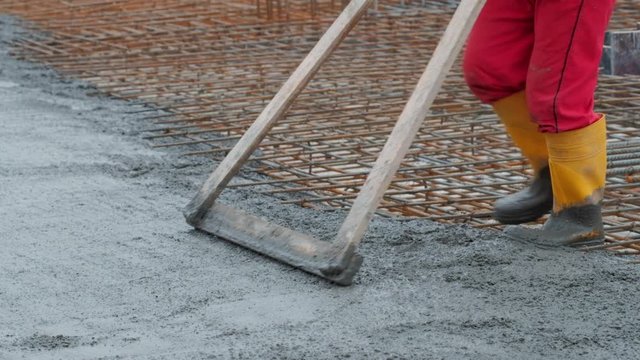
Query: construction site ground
2 15 640 360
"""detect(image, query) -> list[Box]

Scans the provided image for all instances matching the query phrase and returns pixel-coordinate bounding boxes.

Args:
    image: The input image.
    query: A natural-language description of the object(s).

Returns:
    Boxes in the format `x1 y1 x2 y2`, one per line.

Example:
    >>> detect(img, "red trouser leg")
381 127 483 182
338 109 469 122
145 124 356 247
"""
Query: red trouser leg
527 0 615 132
463 0 534 104
463 0 615 133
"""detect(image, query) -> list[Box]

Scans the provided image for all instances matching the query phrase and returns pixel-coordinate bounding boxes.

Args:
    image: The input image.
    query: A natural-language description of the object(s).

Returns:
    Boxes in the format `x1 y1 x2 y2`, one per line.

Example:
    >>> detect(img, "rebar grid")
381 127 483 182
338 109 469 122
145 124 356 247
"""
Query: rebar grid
1 0 638 253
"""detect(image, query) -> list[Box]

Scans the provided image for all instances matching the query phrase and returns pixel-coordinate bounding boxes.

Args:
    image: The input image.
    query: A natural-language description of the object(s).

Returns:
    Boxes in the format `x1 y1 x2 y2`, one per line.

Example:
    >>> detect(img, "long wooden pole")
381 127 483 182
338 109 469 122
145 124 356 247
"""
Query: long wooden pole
184 0 374 225
330 0 487 268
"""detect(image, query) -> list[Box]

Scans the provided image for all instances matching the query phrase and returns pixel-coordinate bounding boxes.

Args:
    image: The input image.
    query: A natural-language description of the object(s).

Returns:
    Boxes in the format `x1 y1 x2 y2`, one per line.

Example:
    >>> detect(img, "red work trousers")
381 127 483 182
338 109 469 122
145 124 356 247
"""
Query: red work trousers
463 0 615 133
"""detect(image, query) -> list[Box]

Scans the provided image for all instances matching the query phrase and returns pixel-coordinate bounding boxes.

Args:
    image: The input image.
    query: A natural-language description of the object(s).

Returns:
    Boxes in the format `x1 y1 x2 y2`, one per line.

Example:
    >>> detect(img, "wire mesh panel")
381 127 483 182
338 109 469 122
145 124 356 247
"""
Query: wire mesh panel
1 0 638 252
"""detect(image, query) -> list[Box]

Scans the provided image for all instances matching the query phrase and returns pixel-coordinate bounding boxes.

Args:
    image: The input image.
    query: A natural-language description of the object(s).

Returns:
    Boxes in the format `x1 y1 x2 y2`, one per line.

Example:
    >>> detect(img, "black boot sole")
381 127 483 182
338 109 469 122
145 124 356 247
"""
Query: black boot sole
503 225 605 249
493 167 553 225
493 207 551 225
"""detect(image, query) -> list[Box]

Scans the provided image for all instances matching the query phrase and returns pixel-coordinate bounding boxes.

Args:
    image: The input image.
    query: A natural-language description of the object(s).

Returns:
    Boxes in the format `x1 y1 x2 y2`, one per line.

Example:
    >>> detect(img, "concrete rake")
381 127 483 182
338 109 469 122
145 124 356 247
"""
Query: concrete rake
184 0 487 285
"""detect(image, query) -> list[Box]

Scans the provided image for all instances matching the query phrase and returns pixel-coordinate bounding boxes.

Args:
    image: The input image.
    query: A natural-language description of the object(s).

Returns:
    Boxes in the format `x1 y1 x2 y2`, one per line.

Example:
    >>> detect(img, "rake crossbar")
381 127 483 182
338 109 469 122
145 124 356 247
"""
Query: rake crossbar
185 0 486 285
199 203 363 285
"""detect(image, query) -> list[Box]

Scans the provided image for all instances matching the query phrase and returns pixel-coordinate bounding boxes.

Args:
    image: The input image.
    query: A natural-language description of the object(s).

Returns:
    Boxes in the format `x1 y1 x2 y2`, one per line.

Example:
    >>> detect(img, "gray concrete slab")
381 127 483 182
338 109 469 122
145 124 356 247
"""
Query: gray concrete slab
2 16 640 360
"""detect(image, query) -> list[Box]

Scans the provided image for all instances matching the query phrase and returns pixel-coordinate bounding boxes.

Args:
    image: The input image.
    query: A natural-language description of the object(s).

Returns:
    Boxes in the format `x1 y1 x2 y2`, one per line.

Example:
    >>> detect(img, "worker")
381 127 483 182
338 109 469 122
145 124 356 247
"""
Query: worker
463 0 616 246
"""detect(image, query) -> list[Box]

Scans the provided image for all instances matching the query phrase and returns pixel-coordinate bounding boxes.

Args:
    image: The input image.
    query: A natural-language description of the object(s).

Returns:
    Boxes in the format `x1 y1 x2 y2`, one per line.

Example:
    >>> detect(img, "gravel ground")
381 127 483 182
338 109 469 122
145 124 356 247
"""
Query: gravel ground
1 16 640 360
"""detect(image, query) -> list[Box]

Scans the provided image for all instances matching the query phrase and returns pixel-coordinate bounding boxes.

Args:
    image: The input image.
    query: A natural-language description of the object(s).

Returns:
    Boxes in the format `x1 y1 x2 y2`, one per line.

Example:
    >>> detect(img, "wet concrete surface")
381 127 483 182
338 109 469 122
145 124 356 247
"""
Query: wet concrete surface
1 16 640 359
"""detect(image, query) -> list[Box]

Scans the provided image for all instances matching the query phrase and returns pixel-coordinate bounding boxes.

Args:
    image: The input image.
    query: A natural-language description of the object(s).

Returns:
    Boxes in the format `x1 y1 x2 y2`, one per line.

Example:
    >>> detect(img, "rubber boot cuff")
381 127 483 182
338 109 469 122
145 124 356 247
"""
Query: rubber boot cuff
546 117 607 211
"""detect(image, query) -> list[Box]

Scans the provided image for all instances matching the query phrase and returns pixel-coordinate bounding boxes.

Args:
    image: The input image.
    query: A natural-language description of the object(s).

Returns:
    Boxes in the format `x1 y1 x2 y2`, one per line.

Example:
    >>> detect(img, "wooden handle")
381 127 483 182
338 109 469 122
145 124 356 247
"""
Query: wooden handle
184 0 375 224
331 0 487 265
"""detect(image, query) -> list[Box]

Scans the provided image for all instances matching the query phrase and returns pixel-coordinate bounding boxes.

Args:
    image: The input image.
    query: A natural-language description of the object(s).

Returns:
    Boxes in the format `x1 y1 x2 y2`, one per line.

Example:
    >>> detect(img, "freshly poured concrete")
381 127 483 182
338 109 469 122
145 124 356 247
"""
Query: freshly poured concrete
1 16 640 359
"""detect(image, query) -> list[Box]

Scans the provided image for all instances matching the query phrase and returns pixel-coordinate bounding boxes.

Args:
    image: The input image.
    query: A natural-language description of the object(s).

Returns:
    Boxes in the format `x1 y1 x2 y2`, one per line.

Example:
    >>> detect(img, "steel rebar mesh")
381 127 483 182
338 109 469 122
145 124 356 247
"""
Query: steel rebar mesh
1 0 638 253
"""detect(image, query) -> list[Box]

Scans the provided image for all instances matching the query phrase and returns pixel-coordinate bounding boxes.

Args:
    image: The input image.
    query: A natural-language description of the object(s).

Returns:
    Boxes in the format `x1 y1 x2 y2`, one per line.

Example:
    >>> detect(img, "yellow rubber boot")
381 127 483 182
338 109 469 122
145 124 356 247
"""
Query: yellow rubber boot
539 117 607 247
492 91 549 172
492 91 553 224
